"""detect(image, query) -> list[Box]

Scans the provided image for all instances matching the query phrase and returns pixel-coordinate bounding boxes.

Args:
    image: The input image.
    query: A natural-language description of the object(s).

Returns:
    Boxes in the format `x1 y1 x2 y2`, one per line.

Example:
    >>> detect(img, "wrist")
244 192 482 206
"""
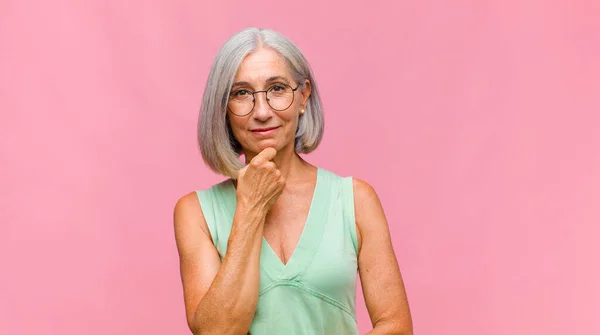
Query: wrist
235 199 268 223
236 196 269 218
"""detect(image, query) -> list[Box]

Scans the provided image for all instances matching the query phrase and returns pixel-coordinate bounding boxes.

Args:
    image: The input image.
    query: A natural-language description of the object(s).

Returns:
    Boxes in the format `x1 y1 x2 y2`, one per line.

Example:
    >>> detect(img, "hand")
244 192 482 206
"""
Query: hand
236 148 285 215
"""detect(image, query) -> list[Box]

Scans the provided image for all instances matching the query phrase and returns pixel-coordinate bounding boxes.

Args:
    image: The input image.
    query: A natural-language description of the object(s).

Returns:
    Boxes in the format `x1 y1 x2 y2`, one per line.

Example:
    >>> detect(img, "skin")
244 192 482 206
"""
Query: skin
174 47 413 334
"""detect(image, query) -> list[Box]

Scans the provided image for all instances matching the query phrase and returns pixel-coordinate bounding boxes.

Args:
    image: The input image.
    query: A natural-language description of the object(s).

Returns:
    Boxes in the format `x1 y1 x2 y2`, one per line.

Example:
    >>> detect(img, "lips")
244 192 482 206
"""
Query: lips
251 126 280 136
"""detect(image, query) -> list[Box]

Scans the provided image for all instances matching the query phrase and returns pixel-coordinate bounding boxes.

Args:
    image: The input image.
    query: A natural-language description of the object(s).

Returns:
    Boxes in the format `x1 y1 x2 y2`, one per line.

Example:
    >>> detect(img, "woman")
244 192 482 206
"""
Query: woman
174 28 412 334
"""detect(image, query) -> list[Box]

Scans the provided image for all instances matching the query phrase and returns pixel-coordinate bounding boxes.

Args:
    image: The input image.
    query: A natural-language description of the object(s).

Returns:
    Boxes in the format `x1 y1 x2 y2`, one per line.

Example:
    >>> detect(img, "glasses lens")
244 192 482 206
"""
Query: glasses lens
228 89 253 116
267 84 294 111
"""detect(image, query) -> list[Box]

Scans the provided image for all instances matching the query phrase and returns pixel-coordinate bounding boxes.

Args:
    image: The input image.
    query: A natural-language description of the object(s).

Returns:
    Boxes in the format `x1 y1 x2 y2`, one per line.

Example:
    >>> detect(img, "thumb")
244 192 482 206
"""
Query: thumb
256 147 277 162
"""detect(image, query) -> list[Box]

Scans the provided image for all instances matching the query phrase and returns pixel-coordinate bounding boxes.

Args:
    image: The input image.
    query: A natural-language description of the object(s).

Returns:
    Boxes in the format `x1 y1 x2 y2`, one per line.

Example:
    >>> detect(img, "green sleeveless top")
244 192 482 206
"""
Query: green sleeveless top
196 168 359 334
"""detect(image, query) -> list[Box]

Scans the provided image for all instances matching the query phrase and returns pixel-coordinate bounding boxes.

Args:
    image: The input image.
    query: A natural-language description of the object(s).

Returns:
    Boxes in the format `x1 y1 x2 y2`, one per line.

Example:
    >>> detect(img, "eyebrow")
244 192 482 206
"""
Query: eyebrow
232 76 291 88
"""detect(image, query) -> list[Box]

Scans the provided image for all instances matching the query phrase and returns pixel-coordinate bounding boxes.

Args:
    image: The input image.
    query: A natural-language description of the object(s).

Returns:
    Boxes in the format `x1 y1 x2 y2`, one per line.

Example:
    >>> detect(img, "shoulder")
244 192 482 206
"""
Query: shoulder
174 179 233 237
174 180 231 215
351 178 379 204
173 190 211 241
351 178 388 246
174 191 202 217
351 177 383 223
318 168 379 207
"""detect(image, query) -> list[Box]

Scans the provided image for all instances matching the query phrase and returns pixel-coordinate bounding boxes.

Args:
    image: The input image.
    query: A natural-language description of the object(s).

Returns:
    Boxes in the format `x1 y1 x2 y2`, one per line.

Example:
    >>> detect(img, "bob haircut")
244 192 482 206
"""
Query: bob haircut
197 27 325 178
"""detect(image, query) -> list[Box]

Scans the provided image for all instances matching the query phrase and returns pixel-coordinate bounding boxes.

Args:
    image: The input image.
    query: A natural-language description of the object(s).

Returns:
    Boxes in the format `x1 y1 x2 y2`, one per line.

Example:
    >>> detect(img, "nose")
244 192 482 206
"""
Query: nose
252 91 273 121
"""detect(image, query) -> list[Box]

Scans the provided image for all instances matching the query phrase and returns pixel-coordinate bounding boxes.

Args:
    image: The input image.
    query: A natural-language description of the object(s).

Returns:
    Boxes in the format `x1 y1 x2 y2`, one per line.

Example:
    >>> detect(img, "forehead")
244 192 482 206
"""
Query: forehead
234 48 292 83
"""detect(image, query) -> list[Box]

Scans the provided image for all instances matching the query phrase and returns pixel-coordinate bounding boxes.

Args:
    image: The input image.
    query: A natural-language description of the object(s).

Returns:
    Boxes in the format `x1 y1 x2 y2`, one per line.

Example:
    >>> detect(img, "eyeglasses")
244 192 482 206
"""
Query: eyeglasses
228 83 299 116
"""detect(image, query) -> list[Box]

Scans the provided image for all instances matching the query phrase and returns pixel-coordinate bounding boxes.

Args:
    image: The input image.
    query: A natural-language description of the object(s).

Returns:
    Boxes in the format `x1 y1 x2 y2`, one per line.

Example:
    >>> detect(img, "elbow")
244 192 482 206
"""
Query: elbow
186 314 201 335
186 310 214 335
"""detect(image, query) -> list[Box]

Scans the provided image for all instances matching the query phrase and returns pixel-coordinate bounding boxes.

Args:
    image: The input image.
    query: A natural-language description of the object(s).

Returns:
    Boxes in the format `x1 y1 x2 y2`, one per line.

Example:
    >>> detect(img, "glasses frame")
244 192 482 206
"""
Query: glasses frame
228 83 300 117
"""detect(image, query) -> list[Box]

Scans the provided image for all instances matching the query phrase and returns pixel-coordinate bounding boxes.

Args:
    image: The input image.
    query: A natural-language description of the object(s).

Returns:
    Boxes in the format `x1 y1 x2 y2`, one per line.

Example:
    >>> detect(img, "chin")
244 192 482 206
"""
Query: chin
256 139 280 151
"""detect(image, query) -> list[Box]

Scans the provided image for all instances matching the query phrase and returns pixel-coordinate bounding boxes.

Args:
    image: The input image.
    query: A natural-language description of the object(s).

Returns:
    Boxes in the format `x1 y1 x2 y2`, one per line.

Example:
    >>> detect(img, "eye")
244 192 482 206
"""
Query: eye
270 84 286 92
233 89 250 97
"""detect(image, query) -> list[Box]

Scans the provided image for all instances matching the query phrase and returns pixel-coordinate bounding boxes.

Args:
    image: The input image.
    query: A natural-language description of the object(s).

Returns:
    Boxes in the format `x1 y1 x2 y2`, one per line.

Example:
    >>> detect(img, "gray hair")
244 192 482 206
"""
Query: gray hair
197 27 325 178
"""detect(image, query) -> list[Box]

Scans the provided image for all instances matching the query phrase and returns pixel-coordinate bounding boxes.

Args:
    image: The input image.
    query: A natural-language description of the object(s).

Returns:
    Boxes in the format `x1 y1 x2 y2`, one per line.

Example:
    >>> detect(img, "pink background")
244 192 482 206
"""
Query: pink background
1 1 599 334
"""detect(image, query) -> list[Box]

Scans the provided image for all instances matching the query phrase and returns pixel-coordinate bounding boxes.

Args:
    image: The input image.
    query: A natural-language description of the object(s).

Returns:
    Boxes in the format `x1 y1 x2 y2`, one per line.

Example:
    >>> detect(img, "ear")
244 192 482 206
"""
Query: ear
300 79 312 109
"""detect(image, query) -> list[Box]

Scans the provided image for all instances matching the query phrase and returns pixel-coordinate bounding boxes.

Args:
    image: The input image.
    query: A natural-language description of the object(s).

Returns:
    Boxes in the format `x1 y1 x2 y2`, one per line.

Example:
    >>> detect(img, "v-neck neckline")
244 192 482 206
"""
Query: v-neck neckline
262 167 321 266
224 167 330 280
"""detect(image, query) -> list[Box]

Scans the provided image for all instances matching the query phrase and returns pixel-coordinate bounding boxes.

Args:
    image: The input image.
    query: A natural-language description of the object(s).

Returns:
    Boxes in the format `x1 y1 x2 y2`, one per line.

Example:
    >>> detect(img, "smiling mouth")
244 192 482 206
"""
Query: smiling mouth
251 126 279 135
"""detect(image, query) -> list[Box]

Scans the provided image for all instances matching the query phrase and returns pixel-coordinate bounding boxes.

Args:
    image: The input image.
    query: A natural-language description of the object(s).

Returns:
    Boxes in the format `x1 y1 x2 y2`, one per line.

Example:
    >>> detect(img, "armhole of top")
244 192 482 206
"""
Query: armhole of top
195 189 218 247
342 176 359 255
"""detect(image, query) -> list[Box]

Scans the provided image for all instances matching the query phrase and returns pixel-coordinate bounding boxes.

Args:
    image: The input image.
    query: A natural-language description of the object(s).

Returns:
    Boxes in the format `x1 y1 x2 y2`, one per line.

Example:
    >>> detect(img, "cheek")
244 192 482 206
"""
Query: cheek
282 115 300 140
228 119 246 141
290 108 301 125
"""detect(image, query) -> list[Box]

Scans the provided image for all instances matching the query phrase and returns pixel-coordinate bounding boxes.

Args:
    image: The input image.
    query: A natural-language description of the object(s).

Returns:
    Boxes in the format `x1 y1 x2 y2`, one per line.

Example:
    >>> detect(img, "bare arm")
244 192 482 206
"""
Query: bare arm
174 192 265 335
174 148 284 335
354 178 413 335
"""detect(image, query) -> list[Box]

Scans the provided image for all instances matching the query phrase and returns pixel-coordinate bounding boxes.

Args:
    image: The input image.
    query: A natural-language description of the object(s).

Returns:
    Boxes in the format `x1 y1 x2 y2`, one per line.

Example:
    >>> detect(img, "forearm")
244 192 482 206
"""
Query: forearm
191 206 266 335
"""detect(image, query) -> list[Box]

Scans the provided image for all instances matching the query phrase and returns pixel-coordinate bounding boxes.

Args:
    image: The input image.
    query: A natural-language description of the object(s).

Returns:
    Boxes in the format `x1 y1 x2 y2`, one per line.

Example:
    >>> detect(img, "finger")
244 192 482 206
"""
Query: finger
264 161 276 171
256 147 277 162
